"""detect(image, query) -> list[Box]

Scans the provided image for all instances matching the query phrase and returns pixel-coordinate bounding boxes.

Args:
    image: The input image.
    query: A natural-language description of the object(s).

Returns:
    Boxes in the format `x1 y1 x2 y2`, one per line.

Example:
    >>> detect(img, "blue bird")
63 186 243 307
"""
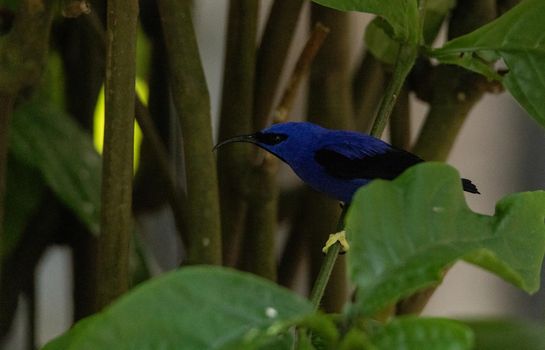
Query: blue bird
215 122 479 204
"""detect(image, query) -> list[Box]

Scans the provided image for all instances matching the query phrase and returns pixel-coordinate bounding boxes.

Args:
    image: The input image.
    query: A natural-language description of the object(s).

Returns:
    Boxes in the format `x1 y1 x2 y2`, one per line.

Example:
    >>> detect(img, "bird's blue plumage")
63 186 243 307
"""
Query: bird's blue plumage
216 122 479 203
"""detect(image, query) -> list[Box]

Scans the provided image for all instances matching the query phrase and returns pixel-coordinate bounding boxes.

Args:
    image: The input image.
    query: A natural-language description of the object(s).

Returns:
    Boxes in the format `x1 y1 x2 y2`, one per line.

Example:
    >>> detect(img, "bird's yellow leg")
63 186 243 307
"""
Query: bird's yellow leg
322 230 350 254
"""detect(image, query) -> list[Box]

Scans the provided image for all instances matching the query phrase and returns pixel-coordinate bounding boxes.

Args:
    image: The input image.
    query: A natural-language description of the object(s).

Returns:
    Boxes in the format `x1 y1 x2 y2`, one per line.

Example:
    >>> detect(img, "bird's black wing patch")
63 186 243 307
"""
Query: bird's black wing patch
314 147 423 180
462 178 480 194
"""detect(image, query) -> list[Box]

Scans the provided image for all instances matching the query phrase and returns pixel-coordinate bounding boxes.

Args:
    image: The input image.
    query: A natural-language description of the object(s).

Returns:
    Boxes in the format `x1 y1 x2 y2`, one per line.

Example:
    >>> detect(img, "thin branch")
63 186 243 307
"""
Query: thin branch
411 65 489 160
369 44 417 138
55 9 106 321
24 278 36 350
239 160 278 279
310 243 342 310
0 94 14 282
217 0 258 267
83 9 188 247
95 0 139 309
244 23 330 278
352 52 386 133
309 205 347 310
253 0 305 129
273 23 330 123
389 83 411 149
241 17 330 281
302 4 355 312
134 99 188 245
158 0 222 265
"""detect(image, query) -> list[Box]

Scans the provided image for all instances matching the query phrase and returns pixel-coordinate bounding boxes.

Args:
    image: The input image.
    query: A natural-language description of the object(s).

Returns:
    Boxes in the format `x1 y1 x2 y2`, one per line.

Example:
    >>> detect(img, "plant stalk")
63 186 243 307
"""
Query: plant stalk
241 0 307 274
304 4 354 311
309 206 347 310
240 156 278 280
158 0 222 265
254 0 305 128
310 243 342 310
83 8 187 244
95 0 139 310
389 83 411 149
218 0 258 267
370 44 417 138
0 94 14 291
240 10 328 280
134 99 188 246
273 23 330 123
352 52 386 133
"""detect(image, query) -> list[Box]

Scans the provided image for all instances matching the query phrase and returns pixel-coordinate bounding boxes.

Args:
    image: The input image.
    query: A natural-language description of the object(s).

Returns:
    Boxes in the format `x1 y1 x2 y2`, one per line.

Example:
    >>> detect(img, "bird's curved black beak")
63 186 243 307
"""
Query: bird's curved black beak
213 133 258 152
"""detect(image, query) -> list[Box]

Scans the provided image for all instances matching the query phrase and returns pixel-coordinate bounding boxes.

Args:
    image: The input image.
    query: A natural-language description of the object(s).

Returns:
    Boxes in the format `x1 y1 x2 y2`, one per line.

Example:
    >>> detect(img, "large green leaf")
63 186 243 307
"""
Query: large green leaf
370 317 473 349
464 319 545 350
311 0 419 44
43 266 314 350
9 99 101 235
346 163 545 315
432 0 545 127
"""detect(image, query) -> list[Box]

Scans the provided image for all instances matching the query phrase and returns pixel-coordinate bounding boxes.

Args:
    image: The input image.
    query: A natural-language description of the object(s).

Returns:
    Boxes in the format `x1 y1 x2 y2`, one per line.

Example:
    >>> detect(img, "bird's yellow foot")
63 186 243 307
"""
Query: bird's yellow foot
322 230 350 254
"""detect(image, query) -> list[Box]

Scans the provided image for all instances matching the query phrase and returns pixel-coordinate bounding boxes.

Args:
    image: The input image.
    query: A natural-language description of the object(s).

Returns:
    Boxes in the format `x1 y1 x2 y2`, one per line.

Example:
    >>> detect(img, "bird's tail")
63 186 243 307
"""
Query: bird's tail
462 178 480 194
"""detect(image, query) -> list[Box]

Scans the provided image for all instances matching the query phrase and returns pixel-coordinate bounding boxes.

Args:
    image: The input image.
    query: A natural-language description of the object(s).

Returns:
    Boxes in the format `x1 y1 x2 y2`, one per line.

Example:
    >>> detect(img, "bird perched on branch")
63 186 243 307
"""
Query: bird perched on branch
215 121 479 204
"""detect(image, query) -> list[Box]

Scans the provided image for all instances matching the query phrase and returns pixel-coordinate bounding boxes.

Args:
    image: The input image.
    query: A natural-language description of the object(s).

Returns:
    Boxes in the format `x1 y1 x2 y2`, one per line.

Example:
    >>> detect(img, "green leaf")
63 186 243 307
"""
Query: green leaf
43 266 314 350
9 99 101 235
464 319 545 350
365 17 400 65
364 0 454 64
370 317 473 350
234 313 339 350
431 0 545 127
346 163 545 315
300 314 339 349
421 0 456 44
311 0 419 44
339 329 373 350
1 157 46 257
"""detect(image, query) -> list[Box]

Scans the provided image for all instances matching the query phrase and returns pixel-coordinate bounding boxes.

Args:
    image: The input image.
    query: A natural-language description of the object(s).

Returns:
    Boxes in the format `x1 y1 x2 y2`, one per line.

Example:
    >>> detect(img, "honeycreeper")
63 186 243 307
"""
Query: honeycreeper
215 121 479 204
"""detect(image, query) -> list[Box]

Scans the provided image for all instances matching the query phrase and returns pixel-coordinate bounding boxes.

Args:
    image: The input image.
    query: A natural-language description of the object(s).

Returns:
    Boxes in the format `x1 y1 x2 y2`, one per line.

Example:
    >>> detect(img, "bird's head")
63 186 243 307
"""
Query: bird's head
214 122 326 164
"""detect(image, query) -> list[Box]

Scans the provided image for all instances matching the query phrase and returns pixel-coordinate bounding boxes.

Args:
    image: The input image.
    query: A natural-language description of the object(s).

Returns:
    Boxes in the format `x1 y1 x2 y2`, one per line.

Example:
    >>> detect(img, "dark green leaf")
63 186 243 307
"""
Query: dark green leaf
311 0 419 44
43 266 314 350
9 99 101 235
370 317 473 349
346 163 545 315
432 0 545 127
464 319 545 350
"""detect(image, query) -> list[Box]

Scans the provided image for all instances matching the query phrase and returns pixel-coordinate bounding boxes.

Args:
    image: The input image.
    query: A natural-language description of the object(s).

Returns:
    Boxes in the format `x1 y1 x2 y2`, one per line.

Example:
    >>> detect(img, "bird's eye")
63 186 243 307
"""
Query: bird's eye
255 132 288 145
